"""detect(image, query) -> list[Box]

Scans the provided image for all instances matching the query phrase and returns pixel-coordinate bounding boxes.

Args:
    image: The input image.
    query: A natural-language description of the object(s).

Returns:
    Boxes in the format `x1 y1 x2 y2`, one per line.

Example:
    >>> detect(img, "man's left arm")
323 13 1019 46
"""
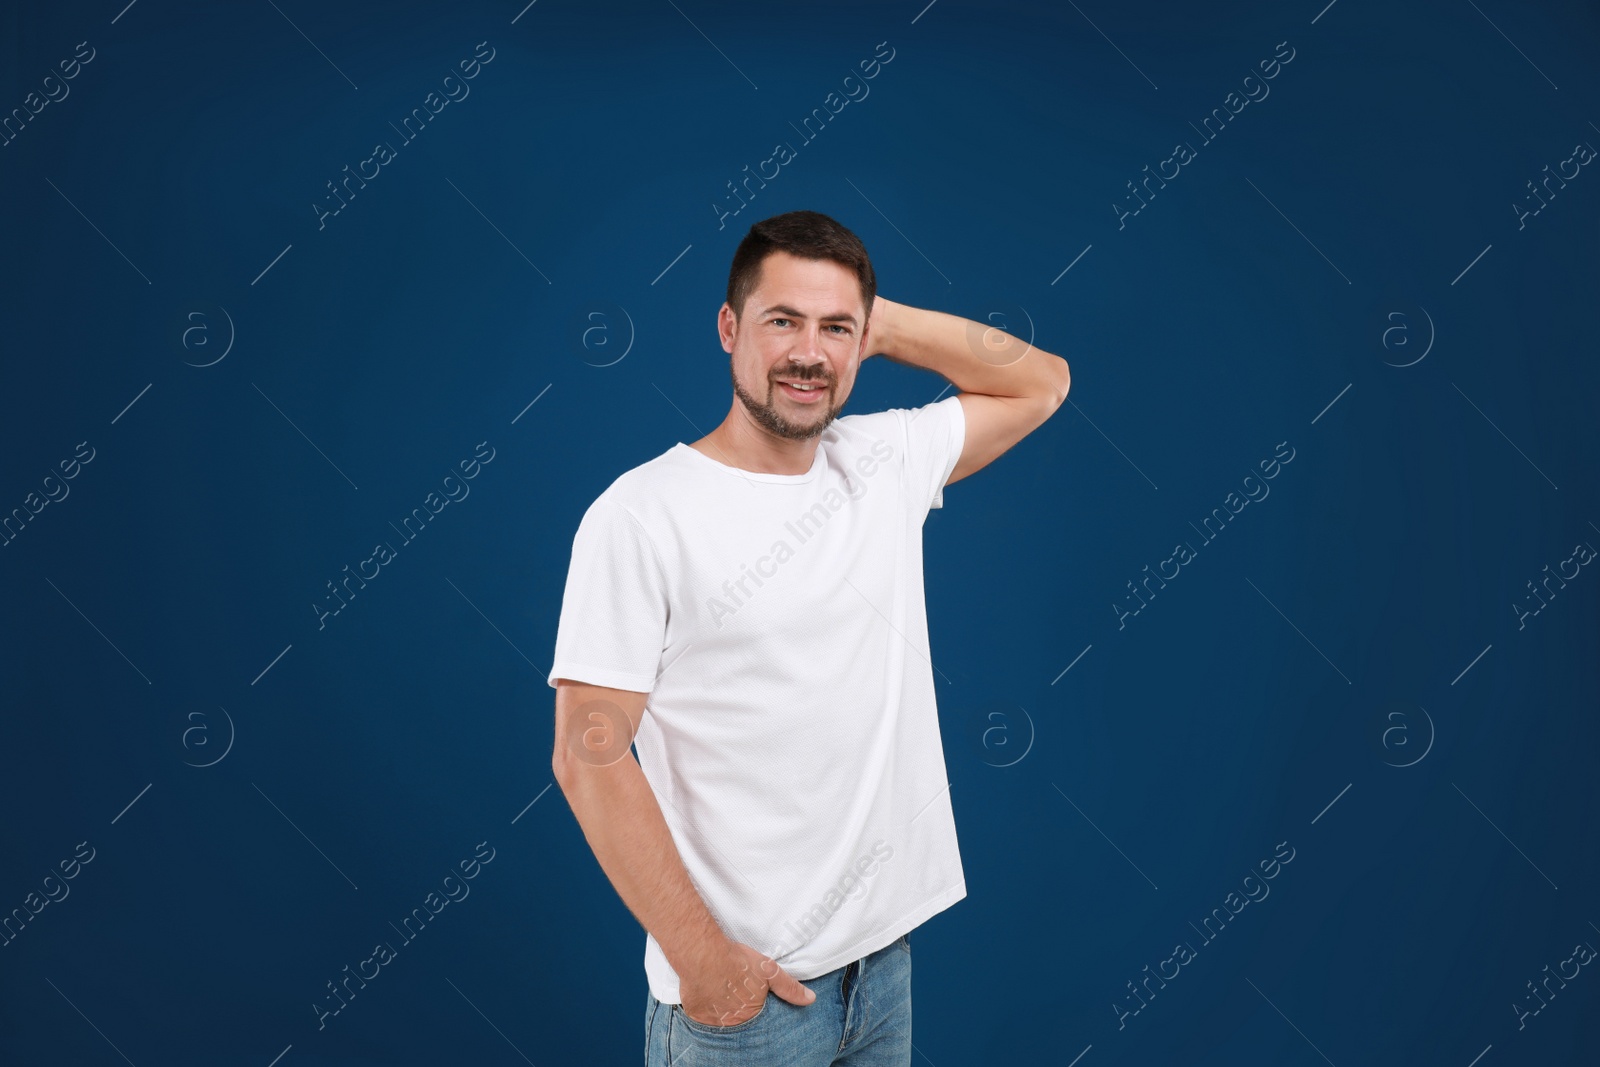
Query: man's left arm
864 296 1071 487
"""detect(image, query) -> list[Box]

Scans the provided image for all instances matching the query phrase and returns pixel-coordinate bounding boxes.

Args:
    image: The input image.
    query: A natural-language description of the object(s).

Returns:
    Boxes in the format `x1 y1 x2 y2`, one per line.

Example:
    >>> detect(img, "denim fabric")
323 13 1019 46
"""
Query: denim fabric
645 934 912 1066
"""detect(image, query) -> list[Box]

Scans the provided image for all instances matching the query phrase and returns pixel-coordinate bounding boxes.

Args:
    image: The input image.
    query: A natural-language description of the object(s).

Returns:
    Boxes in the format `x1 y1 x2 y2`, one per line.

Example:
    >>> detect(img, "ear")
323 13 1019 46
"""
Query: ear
718 302 741 355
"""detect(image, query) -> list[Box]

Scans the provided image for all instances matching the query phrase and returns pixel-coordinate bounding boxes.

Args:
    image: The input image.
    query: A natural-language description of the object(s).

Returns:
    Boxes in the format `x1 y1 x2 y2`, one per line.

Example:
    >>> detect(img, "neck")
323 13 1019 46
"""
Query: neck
694 405 820 475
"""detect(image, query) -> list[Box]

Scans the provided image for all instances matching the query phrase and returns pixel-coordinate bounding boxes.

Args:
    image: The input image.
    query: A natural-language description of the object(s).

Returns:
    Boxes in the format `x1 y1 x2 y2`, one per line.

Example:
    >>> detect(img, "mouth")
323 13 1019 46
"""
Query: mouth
776 380 828 403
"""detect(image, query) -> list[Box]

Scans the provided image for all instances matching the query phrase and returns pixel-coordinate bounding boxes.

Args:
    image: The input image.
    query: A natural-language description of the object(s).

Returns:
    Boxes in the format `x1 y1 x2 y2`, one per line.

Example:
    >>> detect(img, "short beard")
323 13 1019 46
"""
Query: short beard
730 363 840 441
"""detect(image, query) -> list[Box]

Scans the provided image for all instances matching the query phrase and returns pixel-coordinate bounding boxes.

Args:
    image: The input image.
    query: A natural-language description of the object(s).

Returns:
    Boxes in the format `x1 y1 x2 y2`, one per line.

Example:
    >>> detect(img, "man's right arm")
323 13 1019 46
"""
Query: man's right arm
550 678 815 1024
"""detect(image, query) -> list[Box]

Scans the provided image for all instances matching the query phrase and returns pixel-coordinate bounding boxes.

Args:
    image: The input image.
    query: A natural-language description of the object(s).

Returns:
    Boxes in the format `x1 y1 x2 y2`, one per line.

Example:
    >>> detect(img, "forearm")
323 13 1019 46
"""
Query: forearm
869 296 1069 403
554 754 728 976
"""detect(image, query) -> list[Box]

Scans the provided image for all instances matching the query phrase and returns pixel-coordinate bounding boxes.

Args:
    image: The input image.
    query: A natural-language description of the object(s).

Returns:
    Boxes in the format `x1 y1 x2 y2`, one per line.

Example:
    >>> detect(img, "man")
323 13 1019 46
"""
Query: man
549 210 1070 1065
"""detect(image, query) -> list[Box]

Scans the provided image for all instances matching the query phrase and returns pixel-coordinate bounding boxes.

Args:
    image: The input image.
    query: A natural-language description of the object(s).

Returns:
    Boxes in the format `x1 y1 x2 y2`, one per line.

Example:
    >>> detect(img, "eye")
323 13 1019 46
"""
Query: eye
828 325 849 335
770 318 790 327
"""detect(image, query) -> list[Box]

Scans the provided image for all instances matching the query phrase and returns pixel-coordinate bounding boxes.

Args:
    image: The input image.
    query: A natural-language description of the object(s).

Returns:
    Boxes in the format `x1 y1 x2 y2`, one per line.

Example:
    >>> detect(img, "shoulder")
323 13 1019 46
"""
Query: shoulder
583 444 695 525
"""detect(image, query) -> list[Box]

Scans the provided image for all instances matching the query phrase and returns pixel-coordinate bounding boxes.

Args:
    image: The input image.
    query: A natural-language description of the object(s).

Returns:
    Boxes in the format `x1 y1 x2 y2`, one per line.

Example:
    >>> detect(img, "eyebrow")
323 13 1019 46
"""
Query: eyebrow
759 304 858 327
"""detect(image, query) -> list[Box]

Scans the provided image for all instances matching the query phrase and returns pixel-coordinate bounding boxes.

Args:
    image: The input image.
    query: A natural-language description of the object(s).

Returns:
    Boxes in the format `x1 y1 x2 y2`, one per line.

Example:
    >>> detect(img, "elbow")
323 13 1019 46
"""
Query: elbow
552 750 593 808
1049 356 1071 407
552 744 576 789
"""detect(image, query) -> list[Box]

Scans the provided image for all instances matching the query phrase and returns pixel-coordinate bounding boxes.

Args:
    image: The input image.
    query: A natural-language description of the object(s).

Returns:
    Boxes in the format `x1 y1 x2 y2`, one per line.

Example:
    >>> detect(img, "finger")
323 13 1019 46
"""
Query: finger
766 963 816 1006
747 952 814 1006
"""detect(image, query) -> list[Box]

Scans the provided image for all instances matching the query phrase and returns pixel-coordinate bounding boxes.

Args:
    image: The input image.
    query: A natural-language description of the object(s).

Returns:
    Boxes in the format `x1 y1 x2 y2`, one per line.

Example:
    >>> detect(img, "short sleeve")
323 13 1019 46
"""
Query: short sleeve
902 394 967 512
546 495 668 693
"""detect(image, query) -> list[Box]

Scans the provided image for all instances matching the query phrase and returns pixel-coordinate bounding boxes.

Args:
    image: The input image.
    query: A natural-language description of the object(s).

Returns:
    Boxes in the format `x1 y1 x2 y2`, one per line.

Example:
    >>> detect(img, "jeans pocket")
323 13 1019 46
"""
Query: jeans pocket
897 933 910 954
676 993 770 1036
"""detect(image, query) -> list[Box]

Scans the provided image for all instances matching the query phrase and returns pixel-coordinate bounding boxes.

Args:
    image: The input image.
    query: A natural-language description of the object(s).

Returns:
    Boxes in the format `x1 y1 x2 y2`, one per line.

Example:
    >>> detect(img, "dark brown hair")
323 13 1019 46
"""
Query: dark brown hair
725 210 876 322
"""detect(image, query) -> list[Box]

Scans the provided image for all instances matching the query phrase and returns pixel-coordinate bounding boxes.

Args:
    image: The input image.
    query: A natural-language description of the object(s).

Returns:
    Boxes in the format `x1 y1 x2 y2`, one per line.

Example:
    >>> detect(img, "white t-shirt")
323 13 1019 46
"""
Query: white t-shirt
547 394 968 1004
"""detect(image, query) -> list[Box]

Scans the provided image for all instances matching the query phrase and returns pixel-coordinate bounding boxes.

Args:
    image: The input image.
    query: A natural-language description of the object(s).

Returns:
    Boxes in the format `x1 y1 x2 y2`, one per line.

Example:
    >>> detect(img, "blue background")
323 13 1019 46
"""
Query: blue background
3 0 1596 1063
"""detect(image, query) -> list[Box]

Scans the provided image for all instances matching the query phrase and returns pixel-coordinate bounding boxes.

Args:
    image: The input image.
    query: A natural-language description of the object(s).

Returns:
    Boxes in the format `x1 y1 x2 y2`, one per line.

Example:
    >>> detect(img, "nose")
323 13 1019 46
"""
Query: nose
795 325 828 363
788 326 833 373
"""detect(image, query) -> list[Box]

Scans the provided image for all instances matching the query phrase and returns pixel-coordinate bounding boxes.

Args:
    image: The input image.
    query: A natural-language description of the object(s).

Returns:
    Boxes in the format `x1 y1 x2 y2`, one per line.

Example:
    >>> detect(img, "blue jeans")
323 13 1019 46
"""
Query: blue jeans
644 933 912 1066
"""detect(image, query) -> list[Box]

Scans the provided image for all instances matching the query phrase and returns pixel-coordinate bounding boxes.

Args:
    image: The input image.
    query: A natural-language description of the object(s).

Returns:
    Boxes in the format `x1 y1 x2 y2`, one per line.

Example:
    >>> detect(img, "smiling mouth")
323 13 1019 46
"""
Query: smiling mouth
777 380 828 402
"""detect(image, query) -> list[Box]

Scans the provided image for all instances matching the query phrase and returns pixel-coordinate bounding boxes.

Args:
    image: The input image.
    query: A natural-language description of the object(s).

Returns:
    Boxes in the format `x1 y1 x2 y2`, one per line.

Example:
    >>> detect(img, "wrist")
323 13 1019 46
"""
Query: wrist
865 295 898 360
664 923 732 978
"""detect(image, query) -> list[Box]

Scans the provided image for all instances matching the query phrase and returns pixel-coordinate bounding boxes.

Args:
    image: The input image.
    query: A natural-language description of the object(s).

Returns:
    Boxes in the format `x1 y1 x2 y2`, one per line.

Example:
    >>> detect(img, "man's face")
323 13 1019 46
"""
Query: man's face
718 250 869 442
